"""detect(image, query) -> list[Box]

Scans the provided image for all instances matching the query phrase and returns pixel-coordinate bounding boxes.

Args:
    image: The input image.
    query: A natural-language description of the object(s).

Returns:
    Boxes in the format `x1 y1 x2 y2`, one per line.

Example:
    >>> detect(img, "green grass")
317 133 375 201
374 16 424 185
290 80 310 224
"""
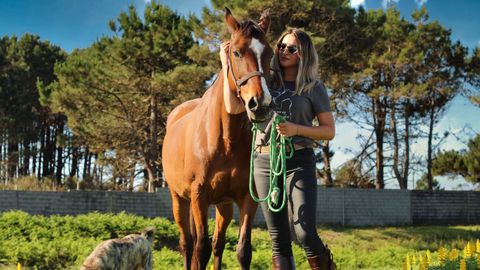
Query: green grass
0 211 479 270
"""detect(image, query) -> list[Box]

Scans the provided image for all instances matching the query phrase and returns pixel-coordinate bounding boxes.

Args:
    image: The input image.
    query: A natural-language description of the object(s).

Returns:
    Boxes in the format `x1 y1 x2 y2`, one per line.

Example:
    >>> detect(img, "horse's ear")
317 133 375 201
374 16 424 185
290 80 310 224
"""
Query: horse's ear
225 7 239 34
258 9 270 34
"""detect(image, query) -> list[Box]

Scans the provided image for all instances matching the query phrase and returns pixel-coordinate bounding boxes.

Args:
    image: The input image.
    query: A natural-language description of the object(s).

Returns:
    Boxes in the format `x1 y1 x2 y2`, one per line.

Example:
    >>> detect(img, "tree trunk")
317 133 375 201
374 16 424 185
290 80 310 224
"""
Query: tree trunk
20 139 30 176
427 103 435 190
42 125 51 178
145 164 156 192
373 98 385 189
38 125 44 180
55 122 64 185
391 102 403 188
49 127 56 177
31 146 37 178
0 136 5 184
147 93 158 192
70 147 78 178
83 148 91 180
402 103 410 189
92 153 98 184
0 135 4 183
7 134 19 180
321 140 333 186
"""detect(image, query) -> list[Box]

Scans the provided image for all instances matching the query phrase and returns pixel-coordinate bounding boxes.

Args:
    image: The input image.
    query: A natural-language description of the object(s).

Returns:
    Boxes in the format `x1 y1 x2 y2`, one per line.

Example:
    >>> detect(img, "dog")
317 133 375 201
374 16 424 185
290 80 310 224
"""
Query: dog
80 227 155 270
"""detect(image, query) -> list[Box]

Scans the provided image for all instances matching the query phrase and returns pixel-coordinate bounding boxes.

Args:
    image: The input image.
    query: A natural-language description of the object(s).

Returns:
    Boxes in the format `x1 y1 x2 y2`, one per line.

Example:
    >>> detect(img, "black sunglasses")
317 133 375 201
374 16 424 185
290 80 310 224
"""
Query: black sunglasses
277 43 298 54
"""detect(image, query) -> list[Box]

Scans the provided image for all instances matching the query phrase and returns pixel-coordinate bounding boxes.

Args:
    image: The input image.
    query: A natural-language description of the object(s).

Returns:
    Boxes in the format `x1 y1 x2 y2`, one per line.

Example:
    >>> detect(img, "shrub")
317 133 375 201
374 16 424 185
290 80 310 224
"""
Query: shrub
404 240 480 270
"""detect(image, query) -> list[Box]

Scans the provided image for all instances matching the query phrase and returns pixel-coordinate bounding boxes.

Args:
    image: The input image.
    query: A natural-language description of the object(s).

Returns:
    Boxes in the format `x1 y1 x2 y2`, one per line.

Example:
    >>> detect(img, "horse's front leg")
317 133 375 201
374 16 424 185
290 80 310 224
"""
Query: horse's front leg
236 193 258 270
170 190 193 270
212 202 233 270
191 182 212 270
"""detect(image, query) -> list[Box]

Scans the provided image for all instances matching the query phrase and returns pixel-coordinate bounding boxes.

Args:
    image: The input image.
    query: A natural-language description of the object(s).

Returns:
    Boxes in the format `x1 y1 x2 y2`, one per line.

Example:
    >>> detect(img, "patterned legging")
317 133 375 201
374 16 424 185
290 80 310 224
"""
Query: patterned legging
253 148 326 257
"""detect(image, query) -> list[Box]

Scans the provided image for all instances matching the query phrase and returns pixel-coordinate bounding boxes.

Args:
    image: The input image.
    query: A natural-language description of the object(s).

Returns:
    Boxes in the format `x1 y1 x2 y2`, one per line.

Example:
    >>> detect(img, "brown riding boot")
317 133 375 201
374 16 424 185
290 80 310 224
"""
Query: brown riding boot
272 255 296 270
307 246 336 270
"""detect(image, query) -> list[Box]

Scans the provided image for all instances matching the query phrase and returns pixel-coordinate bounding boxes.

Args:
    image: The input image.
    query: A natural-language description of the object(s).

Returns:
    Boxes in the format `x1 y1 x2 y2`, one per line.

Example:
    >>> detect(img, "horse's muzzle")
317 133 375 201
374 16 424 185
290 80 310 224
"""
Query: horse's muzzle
247 105 271 123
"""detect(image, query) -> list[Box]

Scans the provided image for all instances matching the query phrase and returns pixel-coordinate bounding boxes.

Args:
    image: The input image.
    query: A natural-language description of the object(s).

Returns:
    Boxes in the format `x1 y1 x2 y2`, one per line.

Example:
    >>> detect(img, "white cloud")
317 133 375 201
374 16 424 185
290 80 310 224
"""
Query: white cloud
415 0 428 6
144 0 151 3
350 0 366 9
382 0 399 9
379 0 428 9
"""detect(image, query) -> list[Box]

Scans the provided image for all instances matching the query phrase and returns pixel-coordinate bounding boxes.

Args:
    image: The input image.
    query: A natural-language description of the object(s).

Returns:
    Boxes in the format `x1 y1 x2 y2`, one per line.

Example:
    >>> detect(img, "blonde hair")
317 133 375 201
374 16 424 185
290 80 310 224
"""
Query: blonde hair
271 28 319 95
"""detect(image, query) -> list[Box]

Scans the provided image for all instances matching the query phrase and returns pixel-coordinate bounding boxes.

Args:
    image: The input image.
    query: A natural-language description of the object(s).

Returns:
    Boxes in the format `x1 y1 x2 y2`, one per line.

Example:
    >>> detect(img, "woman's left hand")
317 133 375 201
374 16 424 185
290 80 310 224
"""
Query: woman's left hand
276 121 299 137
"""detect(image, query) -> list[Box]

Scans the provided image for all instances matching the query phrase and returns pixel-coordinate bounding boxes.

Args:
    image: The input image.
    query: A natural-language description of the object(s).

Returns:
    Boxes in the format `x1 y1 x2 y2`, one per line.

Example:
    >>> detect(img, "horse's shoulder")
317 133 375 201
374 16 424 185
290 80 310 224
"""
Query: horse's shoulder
166 98 201 128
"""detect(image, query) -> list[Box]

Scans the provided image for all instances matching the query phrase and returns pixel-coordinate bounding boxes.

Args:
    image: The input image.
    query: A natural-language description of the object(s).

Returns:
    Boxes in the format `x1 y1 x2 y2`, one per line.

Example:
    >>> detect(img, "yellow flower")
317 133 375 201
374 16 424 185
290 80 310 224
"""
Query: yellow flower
465 241 475 258
476 239 480 253
464 245 472 258
421 253 429 269
459 258 467 270
412 254 417 266
404 253 411 270
426 250 432 265
449 248 459 261
418 257 429 270
438 247 447 264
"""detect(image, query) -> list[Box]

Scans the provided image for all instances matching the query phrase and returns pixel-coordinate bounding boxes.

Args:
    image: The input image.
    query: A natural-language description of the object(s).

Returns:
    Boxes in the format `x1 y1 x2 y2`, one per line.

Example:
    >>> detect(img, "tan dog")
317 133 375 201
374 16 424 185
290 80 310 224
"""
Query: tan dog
80 227 155 270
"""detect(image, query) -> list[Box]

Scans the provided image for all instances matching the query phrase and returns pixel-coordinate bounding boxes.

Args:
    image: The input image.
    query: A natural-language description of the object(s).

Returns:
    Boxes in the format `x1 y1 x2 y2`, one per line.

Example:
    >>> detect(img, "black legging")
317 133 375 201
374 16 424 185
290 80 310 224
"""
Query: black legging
253 148 326 257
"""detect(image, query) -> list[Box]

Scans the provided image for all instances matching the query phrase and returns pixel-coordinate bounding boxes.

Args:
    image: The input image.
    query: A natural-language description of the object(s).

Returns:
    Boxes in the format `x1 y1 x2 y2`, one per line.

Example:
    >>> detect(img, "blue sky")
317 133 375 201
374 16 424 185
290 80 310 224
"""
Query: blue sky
1 0 479 189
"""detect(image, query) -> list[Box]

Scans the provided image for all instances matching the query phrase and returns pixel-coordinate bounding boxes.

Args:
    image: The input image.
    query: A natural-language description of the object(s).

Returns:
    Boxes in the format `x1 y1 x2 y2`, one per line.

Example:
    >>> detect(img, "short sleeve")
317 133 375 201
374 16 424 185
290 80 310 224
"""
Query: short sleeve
311 82 331 113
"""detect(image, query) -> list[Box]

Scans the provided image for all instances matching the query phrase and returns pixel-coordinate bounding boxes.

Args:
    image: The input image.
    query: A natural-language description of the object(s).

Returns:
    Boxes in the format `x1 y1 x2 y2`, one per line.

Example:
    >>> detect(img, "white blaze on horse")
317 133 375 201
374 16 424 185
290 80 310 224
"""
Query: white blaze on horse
162 7 272 270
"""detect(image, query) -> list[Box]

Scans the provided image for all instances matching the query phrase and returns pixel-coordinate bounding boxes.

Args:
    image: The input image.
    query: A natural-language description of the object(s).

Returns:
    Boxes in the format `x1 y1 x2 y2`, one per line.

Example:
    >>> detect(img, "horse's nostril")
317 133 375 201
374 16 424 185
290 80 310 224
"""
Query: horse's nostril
248 97 259 112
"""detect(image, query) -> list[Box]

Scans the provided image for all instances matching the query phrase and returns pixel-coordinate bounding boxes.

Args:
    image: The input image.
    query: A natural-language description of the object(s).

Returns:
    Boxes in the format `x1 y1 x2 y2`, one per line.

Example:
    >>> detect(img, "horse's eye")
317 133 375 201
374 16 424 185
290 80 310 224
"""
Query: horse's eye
233 51 242 58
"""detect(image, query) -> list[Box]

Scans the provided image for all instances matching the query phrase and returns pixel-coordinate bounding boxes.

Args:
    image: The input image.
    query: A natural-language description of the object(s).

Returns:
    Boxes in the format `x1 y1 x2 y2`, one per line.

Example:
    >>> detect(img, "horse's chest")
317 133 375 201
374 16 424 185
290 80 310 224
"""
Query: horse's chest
207 165 248 199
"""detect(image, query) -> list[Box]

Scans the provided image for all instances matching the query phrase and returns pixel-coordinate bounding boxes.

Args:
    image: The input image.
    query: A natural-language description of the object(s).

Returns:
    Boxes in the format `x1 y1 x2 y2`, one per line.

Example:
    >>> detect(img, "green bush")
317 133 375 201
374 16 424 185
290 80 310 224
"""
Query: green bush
1 211 479 269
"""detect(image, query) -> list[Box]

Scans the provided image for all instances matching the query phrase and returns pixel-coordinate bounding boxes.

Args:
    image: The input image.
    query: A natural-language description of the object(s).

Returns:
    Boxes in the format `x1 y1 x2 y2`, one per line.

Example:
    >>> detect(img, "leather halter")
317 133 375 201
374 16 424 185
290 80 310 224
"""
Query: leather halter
226 46 266 104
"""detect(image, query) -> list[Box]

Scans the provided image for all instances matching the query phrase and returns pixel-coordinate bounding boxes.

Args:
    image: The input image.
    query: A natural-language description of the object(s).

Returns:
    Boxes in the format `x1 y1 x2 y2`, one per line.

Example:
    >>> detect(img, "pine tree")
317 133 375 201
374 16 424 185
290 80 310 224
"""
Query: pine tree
47 3 215 191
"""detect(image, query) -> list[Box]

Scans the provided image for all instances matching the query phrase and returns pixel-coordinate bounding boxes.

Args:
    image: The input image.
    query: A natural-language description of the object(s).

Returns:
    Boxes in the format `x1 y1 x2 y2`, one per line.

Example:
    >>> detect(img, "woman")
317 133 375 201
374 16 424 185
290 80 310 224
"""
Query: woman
221 28 336 270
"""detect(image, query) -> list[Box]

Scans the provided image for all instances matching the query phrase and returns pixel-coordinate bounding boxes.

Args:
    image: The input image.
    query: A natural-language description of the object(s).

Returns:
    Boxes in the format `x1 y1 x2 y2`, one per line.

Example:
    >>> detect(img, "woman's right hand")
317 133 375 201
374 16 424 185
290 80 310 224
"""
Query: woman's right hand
219 41 230 70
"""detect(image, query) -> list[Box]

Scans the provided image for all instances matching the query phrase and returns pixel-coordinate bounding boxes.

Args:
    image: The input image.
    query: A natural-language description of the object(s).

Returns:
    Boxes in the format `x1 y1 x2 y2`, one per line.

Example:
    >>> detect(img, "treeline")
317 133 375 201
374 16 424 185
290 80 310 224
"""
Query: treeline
0 0 479 191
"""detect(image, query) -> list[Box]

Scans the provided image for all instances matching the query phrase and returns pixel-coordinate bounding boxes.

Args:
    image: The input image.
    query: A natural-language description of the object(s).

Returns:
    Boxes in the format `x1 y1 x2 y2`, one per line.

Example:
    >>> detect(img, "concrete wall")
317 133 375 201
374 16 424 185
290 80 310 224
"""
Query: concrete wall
0 188 478 226
411 190 480 225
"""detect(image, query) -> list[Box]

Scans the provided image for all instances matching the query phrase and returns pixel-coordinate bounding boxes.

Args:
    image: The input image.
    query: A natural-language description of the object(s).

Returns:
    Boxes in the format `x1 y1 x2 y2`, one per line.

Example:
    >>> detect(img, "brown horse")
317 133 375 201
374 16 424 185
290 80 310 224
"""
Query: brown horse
162 8 272 270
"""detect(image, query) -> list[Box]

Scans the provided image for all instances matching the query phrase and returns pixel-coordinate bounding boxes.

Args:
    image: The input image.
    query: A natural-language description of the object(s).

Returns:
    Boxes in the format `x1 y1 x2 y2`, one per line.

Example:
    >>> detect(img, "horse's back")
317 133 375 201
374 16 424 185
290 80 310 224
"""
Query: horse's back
166 98 201 129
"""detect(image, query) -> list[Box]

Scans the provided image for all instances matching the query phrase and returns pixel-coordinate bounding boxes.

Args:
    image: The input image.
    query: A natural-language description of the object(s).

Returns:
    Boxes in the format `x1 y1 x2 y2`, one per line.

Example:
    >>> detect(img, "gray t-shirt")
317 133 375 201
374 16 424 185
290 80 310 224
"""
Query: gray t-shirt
255 80 331 148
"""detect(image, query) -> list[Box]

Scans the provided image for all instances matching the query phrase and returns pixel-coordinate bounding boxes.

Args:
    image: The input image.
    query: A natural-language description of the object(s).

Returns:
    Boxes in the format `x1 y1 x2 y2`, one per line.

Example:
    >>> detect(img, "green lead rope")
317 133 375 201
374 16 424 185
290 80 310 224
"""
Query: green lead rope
249 114 294 212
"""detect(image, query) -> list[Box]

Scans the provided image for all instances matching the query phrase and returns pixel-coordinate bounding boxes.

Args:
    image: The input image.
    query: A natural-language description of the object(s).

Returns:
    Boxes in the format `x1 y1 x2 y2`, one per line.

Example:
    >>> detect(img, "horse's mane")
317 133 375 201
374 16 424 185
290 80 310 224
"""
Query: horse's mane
238 20 265 39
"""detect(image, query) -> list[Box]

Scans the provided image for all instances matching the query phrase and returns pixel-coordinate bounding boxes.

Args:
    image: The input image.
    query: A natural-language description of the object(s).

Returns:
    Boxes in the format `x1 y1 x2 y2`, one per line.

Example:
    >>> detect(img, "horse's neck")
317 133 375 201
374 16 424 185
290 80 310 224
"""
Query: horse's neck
208 72 249 143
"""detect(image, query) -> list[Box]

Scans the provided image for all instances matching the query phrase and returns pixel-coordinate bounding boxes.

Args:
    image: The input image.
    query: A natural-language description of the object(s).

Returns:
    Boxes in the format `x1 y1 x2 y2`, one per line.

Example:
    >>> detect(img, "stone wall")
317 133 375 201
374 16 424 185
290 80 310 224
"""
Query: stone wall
1 188 478 226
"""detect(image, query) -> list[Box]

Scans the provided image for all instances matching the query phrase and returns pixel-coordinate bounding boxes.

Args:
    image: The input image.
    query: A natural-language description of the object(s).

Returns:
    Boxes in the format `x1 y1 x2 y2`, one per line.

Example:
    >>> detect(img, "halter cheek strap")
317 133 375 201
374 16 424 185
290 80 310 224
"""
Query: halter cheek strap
226 46 266 104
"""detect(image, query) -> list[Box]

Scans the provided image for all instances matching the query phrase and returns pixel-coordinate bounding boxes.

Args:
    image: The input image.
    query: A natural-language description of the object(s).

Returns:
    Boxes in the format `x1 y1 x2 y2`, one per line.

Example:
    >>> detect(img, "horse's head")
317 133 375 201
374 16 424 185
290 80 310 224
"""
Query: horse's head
225 7 273 123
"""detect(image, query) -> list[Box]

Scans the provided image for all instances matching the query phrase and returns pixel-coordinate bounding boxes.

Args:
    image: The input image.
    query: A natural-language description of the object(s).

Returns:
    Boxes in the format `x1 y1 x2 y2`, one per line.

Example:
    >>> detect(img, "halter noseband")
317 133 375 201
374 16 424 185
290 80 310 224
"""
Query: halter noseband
226 46 266 104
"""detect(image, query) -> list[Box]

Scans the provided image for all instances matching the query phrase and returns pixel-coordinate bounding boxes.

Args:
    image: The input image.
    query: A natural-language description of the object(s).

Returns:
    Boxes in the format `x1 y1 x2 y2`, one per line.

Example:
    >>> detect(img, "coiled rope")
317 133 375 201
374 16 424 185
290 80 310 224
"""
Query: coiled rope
249 114 294 212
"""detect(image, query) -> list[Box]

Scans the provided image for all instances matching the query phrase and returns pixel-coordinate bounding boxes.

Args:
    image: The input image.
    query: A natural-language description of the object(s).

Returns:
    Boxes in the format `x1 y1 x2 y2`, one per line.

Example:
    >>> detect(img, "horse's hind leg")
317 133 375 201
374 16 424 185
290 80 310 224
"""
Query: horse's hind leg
212 202 233 270
170 190 193 270
236 195 258 270
190 183 212 270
